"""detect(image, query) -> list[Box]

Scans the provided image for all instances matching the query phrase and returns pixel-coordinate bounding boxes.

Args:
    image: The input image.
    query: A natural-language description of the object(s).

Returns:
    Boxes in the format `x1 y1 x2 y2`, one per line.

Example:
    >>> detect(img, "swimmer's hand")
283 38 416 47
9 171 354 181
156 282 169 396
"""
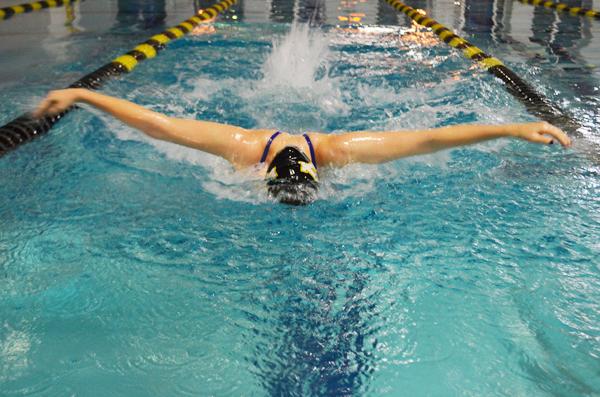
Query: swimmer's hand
511 122 571 148
33 88 82 118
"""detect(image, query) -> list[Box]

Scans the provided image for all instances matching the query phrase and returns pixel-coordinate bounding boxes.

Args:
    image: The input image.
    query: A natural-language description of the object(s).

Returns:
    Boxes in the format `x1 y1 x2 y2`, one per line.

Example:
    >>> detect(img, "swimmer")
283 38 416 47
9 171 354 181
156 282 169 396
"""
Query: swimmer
191 16 216 36
34 88 571 205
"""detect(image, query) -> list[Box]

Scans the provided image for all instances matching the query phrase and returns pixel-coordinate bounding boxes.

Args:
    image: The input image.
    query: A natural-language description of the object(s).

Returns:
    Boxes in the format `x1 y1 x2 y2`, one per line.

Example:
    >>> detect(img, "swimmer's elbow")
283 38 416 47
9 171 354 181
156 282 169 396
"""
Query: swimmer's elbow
323 134 353 166
411 131 439 154
142 115 178 141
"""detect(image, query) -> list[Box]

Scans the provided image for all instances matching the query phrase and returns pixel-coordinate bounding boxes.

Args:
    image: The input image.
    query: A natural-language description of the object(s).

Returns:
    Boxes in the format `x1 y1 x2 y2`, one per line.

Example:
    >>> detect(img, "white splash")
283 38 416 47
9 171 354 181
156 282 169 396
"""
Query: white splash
261 23 330 89
237 23 348 131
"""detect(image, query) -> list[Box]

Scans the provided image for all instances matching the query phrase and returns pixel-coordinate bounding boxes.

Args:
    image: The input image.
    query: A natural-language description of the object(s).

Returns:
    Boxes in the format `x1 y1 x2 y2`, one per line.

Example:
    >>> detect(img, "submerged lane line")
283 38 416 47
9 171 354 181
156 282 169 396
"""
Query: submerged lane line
517 0 600 20
384 0 579 133
0 0 237 157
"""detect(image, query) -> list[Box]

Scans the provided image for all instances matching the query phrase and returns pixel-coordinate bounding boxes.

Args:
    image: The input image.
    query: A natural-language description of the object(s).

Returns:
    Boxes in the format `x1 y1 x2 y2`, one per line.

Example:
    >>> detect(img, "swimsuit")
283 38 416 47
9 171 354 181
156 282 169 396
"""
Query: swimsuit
259 131 317 168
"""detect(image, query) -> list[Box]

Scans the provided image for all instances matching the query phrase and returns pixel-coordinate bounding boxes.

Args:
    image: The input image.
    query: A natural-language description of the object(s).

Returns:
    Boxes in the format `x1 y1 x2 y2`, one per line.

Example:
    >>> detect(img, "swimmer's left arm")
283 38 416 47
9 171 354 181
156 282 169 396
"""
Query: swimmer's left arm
317 122 571 166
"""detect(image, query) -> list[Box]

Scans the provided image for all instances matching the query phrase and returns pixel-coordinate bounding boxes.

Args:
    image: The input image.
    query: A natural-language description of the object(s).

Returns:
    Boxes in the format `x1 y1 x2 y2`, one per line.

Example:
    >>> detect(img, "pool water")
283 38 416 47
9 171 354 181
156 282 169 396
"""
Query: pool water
1 0 599 395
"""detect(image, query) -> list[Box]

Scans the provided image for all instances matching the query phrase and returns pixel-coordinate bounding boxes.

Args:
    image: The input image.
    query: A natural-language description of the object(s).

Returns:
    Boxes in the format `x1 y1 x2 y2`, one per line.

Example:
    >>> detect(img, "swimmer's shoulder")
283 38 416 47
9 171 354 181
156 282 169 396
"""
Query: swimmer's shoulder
303 131 339 167
305 131 335 146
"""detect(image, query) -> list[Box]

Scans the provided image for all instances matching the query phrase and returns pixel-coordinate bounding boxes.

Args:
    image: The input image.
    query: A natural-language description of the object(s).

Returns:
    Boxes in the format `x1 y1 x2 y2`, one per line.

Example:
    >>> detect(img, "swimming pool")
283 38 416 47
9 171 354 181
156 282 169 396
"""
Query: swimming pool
1 0 599 395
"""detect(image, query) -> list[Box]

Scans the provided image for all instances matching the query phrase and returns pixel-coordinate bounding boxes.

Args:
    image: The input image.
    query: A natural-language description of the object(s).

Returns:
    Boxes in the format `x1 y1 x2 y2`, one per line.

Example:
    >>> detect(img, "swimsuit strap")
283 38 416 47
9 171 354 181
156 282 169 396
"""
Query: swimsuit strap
303 133 317 169
260 131 282 163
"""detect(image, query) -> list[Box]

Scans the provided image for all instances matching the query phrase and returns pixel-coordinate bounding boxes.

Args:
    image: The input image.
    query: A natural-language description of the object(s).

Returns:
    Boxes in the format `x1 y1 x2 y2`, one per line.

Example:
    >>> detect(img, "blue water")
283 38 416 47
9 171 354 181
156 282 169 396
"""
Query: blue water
1 1 600 395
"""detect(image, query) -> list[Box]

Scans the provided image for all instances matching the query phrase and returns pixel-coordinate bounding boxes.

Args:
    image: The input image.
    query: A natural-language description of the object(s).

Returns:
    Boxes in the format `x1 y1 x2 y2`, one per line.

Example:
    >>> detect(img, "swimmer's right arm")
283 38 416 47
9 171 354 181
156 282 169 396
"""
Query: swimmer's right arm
34 88 266 167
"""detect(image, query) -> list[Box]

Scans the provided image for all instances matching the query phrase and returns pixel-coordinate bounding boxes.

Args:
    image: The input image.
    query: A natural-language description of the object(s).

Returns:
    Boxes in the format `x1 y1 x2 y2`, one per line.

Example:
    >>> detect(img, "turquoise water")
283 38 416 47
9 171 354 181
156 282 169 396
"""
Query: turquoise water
1 5 600 396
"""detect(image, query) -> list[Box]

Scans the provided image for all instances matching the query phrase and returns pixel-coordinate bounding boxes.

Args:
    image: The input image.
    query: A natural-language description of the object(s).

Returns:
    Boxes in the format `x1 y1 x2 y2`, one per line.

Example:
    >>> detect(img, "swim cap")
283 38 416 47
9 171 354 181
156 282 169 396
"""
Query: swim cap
266 146 319 205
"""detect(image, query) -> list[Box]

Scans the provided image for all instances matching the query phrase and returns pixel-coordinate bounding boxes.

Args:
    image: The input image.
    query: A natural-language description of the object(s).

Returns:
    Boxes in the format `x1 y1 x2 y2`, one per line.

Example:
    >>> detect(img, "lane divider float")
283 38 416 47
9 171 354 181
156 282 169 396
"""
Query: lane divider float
385 0 579 132
0 0 76 23
517 0 600 20
0 0 237 157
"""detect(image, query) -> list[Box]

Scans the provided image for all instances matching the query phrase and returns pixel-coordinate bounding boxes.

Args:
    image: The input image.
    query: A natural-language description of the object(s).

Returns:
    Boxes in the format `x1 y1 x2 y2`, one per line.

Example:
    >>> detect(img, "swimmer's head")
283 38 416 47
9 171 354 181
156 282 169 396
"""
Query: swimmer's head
266 146 319 205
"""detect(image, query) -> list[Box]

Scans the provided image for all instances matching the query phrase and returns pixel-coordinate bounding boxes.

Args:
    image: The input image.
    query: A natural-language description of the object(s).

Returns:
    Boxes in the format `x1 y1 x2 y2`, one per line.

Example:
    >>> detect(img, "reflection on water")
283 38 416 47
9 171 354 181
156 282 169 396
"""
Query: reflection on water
299 0 327 26
530 1 596 90
196 0 244 21
115 0 166 31
462 0 506 41
376 0 399 26
271 0 296 23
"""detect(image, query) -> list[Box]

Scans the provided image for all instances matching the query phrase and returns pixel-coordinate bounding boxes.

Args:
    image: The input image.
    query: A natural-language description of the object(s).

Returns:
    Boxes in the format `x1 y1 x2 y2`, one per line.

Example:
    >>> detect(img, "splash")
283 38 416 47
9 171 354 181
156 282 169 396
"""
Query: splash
241 23 349 131
261 23 330 89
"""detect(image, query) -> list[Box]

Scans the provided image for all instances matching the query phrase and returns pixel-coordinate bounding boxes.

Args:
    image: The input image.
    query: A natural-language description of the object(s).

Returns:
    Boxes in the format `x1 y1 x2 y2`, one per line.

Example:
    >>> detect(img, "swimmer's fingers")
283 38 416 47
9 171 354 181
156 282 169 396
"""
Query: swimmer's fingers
516 122 571 148
33 89 78 118
33 97 58 118
541 123 571 147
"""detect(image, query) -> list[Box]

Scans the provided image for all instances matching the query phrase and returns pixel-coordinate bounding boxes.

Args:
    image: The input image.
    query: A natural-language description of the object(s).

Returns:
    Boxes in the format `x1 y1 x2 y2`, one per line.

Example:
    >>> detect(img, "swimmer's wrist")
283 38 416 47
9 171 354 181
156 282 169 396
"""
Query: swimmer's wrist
504 124 521 139
72 88 89 103
479 124 515 138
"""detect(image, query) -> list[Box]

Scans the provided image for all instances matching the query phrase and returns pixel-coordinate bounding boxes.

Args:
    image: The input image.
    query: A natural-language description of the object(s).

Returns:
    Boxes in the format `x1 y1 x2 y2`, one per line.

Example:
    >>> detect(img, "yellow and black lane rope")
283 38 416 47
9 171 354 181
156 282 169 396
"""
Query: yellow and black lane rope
517 0 600 20
108 2 236 74
0 0 236 156
385 0 578 132
0 0 76 22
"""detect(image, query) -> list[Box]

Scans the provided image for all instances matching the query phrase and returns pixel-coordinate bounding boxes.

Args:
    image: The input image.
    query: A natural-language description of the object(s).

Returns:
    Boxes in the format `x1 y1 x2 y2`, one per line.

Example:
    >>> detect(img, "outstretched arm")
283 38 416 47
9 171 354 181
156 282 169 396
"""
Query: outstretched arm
34 88 267 167
316 122 571 167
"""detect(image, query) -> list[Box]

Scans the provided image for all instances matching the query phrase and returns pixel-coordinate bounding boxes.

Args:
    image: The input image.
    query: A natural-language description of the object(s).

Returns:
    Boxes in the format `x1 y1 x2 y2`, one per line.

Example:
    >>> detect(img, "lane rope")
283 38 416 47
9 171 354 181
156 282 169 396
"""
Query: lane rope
0 0 237 157
384 0 579 132
0 0 77 23
516 0 600 20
